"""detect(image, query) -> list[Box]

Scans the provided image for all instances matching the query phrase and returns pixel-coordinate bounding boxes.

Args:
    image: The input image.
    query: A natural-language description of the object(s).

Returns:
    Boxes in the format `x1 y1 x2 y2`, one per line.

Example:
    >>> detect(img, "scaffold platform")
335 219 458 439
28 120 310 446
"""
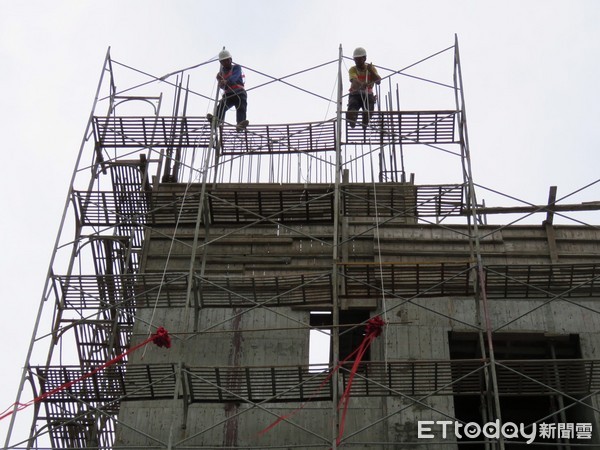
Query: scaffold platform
31 358 599 405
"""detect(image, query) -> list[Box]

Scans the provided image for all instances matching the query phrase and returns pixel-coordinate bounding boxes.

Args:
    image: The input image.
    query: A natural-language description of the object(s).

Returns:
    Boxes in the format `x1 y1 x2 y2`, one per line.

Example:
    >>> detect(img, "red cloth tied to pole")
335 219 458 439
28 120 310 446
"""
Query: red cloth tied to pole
151 326 171 348
259 316 385 446
336 315 384 446
0 327 171 421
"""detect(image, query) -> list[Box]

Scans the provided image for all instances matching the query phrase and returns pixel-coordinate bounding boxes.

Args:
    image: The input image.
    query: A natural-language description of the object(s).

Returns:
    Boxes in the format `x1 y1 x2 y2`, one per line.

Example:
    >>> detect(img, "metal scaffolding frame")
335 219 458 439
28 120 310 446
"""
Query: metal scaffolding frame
5 36 600 449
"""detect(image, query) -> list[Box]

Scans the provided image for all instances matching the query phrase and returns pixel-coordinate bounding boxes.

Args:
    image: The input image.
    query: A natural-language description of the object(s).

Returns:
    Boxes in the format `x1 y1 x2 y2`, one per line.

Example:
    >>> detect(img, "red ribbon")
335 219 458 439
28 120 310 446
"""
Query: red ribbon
336 315 384 445
260 316 385 446
151 326 172 348
0 327 171 421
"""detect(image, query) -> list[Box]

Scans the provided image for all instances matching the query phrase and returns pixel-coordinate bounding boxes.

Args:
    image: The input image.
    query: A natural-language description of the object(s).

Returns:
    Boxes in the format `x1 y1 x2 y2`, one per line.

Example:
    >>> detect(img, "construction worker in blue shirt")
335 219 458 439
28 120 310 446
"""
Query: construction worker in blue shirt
208 48 249 131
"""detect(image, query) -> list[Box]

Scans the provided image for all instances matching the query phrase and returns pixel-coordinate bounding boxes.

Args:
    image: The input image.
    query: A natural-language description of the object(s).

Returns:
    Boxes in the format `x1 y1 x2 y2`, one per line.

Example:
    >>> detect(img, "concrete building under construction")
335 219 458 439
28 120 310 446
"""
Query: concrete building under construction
5 37 600 449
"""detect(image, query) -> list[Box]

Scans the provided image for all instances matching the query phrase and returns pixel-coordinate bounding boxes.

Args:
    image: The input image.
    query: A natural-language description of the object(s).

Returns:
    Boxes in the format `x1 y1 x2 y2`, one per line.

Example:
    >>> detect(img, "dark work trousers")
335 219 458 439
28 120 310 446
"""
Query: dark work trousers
216 90 247 124
347 92 375 128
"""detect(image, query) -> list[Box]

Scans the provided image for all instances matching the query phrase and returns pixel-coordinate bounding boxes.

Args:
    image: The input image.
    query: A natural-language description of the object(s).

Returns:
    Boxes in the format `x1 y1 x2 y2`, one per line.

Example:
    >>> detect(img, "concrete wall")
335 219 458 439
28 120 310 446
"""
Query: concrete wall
116 184 600 448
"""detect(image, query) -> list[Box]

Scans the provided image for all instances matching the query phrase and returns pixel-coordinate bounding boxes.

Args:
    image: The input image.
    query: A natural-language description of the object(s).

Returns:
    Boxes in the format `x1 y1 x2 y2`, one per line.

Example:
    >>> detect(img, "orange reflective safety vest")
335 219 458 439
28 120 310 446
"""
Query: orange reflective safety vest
220 64 245 94
348 65 379 95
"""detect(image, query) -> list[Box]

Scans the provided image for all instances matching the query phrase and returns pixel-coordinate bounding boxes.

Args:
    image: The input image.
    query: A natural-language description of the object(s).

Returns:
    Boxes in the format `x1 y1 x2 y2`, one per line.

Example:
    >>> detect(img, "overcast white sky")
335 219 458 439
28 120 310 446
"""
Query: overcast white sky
2 0 600 445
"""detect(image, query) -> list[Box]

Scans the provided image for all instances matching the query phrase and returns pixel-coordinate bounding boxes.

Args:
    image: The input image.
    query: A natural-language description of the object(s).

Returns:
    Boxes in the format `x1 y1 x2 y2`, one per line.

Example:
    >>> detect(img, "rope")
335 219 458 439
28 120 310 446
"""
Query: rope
258 316 385 446
302 65 341 184
141 135 204 359
158 53 219 82
369 149 390 366
0 328 171 421
129 320 411 337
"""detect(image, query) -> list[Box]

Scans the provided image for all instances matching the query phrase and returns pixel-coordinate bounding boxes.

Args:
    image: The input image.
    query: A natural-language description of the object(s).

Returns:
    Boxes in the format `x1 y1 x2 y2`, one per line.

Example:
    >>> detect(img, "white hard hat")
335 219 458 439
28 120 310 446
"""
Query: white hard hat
353 47 367 58
219 48 232 61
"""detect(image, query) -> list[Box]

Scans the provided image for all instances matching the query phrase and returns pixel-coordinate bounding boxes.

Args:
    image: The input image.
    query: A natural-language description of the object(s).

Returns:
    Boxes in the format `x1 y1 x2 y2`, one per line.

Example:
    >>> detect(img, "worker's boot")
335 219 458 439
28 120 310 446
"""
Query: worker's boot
236 120 249 132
